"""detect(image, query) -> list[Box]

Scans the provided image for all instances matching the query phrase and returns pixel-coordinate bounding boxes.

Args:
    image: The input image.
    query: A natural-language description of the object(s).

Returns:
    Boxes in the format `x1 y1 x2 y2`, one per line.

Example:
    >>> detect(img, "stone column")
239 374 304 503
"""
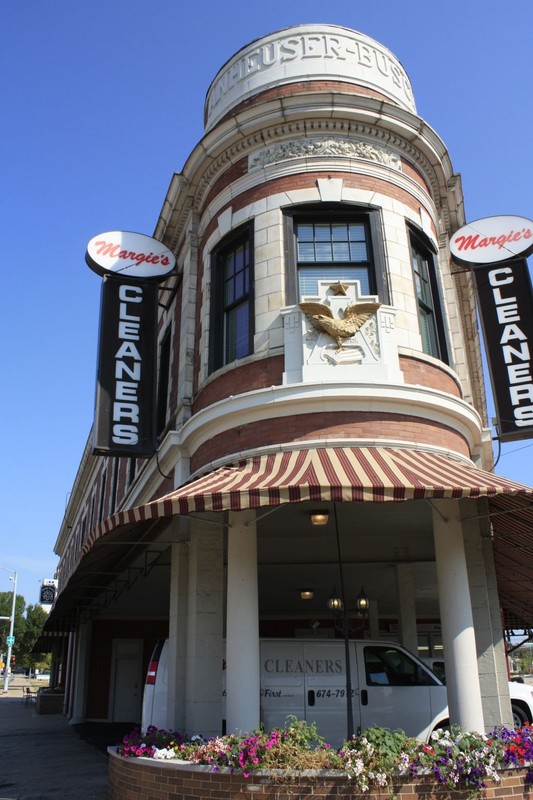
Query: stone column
462 501 513 728
396 563 419 656
431 499 484 732
69 621 91 724
184 514 225 738
225 509 260 734
167 517 189 732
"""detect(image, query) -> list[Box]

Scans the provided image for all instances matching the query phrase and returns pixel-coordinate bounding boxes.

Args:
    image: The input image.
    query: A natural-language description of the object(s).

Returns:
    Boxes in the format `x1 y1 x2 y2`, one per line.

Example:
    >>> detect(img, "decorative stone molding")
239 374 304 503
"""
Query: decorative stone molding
249 136 402 171
283 280 403 384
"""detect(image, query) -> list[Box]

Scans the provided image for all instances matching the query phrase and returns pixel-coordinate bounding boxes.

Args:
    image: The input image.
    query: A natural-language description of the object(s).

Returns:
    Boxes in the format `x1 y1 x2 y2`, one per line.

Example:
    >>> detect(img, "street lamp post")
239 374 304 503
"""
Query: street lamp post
2 570 17 693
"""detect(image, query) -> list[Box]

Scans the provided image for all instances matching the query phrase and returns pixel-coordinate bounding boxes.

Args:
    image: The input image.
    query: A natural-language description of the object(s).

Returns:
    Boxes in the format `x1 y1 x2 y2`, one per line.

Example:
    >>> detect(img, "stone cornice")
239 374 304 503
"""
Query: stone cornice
159 96 457 253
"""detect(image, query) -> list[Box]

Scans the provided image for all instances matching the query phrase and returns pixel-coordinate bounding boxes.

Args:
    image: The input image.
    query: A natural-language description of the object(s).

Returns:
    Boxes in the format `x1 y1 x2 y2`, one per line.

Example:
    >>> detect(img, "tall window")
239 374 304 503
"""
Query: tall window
210 225 254 372
98 468 107 523
285 207 388 304
156 326 171 435
409 230 448 362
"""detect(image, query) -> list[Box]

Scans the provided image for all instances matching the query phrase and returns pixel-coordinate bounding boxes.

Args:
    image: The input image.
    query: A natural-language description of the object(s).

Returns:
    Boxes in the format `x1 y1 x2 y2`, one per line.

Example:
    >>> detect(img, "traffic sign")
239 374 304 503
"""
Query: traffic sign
6 636 15 646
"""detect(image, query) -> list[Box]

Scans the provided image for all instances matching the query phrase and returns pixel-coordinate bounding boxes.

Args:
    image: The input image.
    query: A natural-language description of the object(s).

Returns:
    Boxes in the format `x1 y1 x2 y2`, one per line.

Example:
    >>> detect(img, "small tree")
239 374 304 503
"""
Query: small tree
0 593 51 672
17 604 51 670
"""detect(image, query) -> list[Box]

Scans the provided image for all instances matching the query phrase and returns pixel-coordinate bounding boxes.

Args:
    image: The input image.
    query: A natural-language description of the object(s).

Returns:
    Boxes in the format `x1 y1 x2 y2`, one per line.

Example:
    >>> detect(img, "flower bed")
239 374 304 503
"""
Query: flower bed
108 720 533 800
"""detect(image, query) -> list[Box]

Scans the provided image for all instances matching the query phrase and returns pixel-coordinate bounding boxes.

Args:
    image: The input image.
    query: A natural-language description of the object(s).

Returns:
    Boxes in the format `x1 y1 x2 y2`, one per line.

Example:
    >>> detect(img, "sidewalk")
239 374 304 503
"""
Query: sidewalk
0 675 110 800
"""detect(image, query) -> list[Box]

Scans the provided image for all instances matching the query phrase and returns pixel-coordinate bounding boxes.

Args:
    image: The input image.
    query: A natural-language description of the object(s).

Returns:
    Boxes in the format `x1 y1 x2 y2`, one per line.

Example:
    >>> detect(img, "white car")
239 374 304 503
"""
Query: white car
426 659 533 728
35 672 50 682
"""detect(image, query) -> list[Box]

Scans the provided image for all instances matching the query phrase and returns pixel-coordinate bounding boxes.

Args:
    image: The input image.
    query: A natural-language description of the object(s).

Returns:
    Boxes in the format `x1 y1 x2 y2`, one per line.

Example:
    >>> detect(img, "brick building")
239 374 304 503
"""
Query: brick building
40 24 533 739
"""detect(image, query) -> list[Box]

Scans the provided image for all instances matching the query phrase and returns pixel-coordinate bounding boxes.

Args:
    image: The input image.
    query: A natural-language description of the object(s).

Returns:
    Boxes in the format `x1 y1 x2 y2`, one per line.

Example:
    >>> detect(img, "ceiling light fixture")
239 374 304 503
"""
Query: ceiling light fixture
310 510 329 526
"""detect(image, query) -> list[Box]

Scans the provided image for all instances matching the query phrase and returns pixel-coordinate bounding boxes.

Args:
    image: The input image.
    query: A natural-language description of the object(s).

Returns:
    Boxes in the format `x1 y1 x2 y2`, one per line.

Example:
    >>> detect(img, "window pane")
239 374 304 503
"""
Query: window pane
226 302 249 361
234 243 245 272
298 224 314 241
234 269 244 299
419 309 439 357
314 223 332 241
411 238 440 359
298 242 317 262
315 241 333 261
348 223 366 242
332 241 351 261
299 266 370 296
331 223 348 241
349 241 368 261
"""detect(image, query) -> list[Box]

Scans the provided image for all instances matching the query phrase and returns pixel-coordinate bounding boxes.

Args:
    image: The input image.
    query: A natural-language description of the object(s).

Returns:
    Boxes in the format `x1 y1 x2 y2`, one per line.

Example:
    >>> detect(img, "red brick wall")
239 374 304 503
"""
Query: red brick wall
108 752 530 800
200 171 425 238
193 354 462 415
206 80 414 128
399 355 463 397
190 412 470 473
193 356 284 413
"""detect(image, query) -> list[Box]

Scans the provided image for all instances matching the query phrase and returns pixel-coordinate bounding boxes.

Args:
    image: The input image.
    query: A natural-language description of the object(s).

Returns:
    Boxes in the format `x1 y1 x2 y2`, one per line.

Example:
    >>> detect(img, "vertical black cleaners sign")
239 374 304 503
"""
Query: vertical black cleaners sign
93 275 158 457
473 258 533 441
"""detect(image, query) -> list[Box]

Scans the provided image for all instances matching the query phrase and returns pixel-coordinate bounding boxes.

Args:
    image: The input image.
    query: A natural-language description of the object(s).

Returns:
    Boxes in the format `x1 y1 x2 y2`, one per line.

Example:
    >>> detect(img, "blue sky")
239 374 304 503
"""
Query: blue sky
2 0 533 604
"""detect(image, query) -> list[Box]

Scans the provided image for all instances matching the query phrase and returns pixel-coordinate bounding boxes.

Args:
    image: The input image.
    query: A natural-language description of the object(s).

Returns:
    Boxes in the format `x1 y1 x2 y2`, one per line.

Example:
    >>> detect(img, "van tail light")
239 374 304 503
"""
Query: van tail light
146 660 158 685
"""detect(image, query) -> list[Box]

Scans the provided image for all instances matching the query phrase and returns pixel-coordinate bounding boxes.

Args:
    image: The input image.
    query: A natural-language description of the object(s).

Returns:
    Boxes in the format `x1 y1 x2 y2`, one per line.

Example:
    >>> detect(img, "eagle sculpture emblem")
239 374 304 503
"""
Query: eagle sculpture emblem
299 301 381 350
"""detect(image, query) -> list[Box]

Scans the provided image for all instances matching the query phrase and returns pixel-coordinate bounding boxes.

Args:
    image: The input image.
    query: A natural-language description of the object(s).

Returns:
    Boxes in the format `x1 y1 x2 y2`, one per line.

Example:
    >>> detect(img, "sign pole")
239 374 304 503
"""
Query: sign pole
2 571 17 693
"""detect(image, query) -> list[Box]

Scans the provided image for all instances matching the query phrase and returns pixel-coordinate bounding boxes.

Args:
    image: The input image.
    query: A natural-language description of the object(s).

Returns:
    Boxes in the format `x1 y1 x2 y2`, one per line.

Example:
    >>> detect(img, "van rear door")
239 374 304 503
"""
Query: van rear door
260 640 361 747
141 639 169 732
303 640 361 747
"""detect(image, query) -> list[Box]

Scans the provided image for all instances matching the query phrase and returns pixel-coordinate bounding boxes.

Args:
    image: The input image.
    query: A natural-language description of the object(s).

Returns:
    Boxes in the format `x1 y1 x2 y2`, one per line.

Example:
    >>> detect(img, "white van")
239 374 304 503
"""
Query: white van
142 639 169 731
142 638 533 745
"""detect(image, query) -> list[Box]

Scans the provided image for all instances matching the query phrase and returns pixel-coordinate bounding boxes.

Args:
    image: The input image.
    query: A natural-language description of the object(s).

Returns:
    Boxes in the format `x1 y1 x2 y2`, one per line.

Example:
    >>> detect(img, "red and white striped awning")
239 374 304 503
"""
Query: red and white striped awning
85 446 533 551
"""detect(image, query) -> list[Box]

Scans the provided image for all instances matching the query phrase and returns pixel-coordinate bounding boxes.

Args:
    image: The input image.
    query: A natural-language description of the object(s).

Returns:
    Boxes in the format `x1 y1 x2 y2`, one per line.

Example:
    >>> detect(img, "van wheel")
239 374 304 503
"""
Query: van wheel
512 703 529 728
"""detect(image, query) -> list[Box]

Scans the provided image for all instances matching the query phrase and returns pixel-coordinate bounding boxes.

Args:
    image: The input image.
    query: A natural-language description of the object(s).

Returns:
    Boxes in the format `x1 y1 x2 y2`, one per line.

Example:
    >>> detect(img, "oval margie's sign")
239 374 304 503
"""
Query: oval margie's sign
86 231 176 279
450 215 533 267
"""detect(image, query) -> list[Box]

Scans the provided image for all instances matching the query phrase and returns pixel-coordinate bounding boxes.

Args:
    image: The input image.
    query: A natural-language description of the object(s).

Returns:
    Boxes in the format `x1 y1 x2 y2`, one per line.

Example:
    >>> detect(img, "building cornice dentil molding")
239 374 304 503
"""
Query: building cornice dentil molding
165 112 452 253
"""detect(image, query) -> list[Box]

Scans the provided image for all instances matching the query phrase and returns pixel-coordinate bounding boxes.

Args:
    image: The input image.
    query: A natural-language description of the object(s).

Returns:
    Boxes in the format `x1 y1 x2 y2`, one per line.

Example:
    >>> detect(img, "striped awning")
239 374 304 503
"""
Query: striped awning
85 446 533 552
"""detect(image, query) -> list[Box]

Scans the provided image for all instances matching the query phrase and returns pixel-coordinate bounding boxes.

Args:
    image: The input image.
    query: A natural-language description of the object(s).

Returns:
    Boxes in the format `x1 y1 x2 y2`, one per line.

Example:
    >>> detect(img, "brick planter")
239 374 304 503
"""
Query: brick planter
107 749 531 800
35 692 65 715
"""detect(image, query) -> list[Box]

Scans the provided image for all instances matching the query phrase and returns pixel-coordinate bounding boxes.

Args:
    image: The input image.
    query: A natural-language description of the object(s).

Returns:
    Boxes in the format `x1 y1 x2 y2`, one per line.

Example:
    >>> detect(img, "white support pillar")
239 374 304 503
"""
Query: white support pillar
396 563 419 655
431 499 484 732
368 600 380 639
462 506 513 728
64 631 76 718
167 519 189 733
184 515 225 738
226 509 260 734
69 621 92 724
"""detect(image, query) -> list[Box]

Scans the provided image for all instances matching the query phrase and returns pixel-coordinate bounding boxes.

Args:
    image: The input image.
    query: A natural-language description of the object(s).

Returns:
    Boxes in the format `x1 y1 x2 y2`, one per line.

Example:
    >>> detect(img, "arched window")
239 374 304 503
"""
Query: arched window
408 226 449 363
209 223 254 372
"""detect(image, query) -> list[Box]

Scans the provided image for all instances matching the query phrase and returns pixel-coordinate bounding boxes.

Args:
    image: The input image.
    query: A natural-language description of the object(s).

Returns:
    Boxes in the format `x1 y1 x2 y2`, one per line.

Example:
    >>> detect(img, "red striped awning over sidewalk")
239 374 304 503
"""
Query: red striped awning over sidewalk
85 446 533 552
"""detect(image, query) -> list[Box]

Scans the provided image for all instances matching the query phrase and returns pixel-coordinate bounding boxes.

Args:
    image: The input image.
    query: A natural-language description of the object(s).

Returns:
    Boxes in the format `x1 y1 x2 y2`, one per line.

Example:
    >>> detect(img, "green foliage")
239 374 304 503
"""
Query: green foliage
116 720 533 797
18 604 50 667
0 591 50 670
